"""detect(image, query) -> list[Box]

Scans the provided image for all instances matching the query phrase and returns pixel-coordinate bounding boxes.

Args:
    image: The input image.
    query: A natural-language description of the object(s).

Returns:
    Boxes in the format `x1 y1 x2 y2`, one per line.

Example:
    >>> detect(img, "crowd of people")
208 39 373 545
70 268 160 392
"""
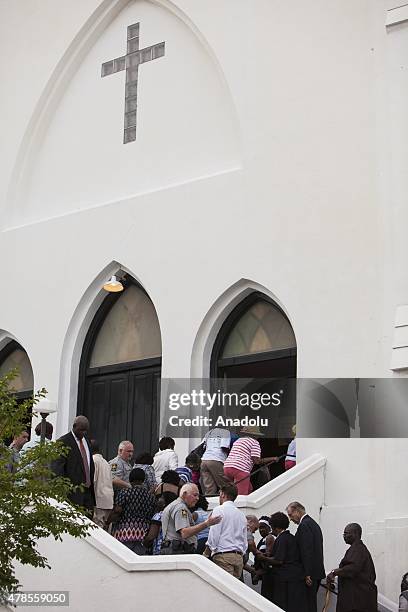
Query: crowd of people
8 416 408 610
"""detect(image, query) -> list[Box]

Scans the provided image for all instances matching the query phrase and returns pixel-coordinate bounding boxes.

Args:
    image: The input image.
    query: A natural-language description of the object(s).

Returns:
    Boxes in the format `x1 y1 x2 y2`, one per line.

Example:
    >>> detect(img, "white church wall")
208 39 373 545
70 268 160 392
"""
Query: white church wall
385 15 408 372
300 437 408 603
0 0 101 212
13 528 282 612
4 0 241 228
0 0 388 386
0 0 407 605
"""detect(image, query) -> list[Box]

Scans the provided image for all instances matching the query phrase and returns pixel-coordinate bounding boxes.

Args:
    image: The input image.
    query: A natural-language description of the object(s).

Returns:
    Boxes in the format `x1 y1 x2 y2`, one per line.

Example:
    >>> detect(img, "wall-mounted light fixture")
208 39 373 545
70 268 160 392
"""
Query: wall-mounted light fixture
35 399 57 443
103 275 124 293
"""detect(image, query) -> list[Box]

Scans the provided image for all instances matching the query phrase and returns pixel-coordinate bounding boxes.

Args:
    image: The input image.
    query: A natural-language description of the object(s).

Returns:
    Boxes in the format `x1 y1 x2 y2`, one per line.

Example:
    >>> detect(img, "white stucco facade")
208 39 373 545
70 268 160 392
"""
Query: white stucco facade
1 0 408 607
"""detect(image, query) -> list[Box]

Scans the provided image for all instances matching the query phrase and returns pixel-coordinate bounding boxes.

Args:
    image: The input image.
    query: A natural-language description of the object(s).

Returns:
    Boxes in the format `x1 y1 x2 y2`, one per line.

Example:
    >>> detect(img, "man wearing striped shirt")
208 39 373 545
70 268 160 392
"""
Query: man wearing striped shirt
223 427 278 495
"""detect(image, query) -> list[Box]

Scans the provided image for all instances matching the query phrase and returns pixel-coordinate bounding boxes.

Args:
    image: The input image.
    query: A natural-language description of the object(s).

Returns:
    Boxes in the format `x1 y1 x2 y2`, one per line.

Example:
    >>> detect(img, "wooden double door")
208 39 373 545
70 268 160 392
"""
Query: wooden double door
83 362 160 461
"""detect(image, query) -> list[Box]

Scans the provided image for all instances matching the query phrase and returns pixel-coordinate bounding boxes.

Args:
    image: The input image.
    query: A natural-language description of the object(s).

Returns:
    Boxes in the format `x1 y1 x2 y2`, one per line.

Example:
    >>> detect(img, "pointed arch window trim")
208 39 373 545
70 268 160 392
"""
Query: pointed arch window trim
77 275 161 413
86 275 161 368
210 292 297 378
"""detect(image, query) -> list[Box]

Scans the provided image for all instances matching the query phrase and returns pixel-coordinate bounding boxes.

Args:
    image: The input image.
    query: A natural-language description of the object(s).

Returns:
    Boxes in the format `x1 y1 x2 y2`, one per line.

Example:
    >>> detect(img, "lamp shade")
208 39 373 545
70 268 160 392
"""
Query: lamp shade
35 399 57 415
103 275 124 292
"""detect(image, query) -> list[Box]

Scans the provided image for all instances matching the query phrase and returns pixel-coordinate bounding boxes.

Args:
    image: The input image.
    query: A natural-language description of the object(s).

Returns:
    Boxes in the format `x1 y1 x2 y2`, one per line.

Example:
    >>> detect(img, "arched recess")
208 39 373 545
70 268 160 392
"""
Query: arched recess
190 279 297 379
0 339 34 401
191 280 297 479
210 292 296 380
0 337 34 440
77 274 161 460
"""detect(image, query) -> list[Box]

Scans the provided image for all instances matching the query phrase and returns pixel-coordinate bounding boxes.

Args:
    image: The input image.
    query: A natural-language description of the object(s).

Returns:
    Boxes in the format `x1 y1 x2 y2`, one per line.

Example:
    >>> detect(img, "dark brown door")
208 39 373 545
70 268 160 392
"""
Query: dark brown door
84 364 160 461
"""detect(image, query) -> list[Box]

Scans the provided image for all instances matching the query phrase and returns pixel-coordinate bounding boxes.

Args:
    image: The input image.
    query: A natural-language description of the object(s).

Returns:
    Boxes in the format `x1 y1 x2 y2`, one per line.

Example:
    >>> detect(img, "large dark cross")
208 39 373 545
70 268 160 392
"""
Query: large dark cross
101 23 165 143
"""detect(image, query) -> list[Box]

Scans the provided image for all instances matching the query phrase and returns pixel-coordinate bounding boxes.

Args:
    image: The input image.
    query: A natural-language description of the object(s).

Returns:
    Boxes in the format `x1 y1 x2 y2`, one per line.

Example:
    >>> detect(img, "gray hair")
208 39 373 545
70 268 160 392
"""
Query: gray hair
246 514 259 523
286 501 306 513
118 440 133 451
180 483 198 497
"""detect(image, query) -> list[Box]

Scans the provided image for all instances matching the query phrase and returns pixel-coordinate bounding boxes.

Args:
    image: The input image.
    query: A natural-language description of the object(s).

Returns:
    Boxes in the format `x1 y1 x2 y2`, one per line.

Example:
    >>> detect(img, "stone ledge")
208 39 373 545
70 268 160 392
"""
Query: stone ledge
386 4 408 27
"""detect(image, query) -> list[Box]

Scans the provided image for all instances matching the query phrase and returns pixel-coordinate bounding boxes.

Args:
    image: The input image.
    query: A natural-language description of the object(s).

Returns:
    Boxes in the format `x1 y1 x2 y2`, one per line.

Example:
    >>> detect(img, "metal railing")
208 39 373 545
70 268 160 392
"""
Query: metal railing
206 454 287 497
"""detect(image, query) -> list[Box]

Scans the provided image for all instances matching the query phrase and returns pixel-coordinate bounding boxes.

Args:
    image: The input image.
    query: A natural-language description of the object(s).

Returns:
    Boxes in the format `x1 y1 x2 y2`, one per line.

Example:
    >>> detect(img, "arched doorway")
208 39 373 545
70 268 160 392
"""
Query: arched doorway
210 292 297 479
77 277 161 460
0 340 34 440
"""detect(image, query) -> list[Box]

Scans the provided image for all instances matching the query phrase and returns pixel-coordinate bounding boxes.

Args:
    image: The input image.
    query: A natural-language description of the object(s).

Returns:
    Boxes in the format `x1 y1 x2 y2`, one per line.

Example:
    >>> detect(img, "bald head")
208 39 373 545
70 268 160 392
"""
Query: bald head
72 416 89 439
343 523 362 545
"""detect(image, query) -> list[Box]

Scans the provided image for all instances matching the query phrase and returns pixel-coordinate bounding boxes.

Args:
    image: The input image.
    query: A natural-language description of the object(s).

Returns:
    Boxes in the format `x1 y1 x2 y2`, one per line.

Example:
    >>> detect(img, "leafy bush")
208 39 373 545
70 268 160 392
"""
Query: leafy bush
0 371 93 602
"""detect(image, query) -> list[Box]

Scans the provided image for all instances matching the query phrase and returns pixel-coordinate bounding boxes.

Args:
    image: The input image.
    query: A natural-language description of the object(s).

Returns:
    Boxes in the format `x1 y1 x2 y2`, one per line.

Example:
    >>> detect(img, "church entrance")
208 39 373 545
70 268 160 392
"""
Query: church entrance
78 278 161 461
211 292 297 481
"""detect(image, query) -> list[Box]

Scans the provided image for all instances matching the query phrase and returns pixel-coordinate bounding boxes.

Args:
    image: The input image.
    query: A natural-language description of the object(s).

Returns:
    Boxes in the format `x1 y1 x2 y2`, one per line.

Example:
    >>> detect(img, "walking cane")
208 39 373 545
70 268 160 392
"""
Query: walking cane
322 587 331 612
233 454 286 487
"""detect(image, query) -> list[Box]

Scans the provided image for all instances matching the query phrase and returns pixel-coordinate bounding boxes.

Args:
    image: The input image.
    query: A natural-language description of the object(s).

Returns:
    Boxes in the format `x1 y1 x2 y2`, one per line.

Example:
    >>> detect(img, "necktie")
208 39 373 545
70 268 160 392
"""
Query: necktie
79 438 91 487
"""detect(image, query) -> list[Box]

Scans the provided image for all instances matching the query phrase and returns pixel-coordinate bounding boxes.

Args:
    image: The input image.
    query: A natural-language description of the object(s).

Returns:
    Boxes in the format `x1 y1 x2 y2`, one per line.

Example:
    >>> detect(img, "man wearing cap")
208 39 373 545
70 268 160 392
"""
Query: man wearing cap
223 426 278 495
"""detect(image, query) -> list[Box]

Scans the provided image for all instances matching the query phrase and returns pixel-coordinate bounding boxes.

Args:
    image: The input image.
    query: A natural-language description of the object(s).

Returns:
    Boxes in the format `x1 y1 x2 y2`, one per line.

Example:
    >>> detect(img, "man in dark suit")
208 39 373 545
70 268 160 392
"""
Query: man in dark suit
51 415 95 515
286 501 325 612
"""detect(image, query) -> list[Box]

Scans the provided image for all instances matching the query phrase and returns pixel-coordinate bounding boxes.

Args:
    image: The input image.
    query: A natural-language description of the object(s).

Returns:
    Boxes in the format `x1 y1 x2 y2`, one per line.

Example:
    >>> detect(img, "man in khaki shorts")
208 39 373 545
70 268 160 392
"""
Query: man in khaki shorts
204 483 247 578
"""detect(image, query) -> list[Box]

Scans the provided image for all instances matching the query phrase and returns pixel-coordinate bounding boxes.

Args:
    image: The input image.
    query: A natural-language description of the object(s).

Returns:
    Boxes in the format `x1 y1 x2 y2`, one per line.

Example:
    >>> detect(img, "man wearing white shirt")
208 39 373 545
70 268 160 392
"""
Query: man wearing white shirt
153 437 178 483
204 482 247 578
200 428 231 495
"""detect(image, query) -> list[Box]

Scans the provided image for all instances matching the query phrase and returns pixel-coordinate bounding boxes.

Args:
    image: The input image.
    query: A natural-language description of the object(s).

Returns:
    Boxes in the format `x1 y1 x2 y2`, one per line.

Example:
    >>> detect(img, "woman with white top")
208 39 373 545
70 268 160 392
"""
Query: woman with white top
153 437 178 483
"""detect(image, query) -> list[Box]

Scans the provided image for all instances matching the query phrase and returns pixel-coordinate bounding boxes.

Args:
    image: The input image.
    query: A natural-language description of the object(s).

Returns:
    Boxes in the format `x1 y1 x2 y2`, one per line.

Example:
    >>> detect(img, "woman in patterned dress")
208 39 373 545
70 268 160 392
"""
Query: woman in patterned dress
112 467 156 554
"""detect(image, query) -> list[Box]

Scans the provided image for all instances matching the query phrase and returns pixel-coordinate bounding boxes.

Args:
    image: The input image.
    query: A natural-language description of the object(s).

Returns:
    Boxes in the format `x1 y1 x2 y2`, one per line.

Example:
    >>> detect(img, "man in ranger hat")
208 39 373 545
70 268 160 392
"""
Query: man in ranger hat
160 483 221 554
223 426 279 496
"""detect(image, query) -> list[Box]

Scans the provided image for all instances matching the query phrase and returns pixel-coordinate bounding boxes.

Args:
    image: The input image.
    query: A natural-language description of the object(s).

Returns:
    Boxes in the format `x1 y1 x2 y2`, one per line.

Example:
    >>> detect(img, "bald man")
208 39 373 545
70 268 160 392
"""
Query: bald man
51 416 95 515
327 523 377 612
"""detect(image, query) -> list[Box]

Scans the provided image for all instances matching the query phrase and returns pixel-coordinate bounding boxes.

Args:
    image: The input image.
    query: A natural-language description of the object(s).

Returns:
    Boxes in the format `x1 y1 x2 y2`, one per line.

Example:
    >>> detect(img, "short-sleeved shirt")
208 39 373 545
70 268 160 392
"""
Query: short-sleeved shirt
202 428 231 462
161 498 197 546
109 455 133 484
223 436 261 473
176 466 193 484
194 509 210 541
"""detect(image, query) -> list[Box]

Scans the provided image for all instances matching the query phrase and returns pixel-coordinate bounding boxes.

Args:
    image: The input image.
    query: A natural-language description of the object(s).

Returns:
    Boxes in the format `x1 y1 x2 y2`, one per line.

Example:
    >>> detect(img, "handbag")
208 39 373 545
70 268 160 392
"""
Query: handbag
191 442 206 459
